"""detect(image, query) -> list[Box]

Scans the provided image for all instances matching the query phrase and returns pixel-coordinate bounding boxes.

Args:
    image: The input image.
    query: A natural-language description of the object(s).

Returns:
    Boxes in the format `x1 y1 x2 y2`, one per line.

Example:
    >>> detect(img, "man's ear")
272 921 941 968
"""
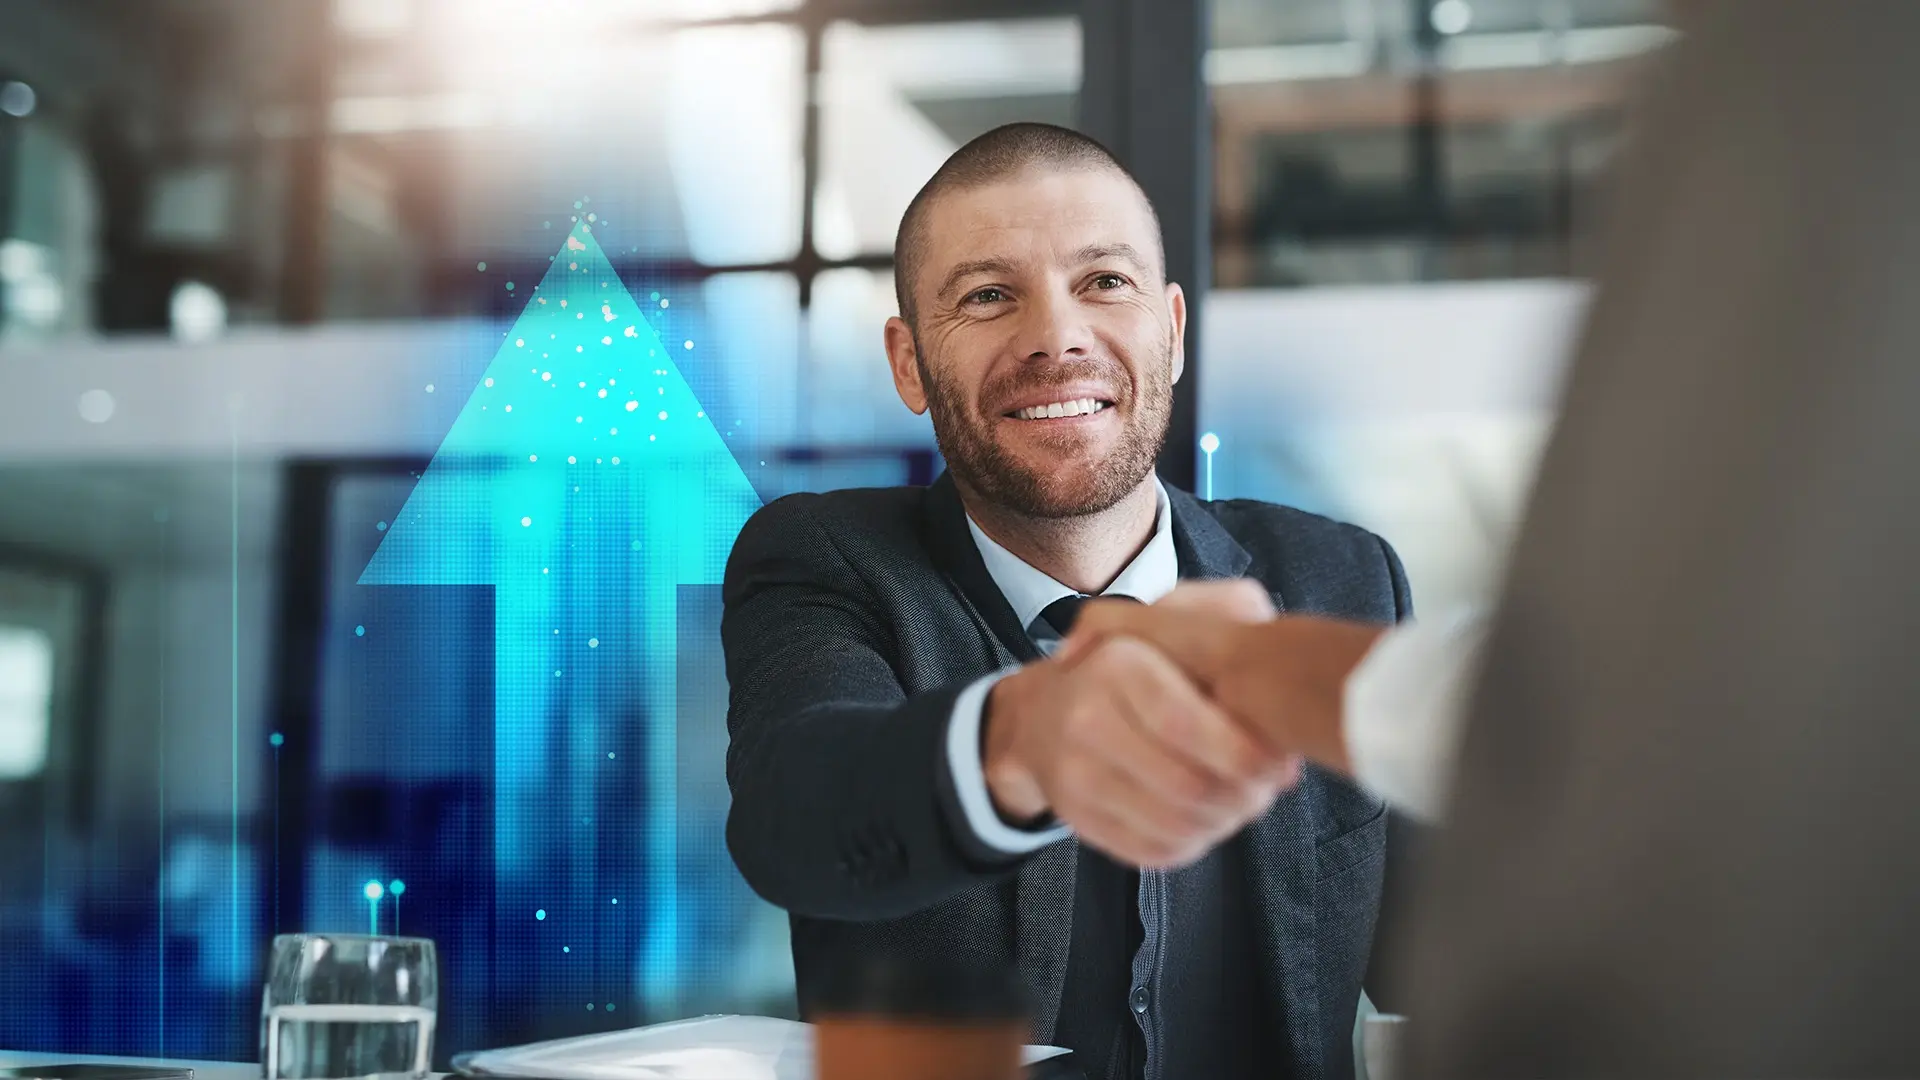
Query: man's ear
1165 281 1188 385
884 315 930 415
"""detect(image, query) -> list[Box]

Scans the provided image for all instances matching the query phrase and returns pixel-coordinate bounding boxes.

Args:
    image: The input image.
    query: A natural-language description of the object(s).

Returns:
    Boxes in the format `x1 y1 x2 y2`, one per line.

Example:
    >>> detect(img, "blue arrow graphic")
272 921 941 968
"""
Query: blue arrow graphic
360 220 760 1013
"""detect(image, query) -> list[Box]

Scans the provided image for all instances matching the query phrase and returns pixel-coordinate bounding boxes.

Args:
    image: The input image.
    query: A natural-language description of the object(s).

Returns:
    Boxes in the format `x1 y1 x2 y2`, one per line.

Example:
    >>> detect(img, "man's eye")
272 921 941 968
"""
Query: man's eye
1092 273 1126 290
967 287 1006 305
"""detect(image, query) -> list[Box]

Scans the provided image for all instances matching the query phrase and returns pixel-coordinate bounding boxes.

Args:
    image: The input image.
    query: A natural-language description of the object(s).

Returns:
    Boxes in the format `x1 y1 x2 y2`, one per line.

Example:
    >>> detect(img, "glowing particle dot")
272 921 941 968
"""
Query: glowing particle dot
269 732 284 747
610 456 620 465
650 291 660 300
598 389 607 398
574 200 583 209
485 377 495 387
529 454 537 462
542 372 552 381
601 336 612 345
506 282 515 291
588 213 597 222
631 540 641 551
658 410 668 420
610 898 618 905
377 520 387 531
515 339 524 348
649 434 656 441
609 379 617 386
563 946 570 953
587 638 599 648
354 625 365 637
425 384 435 393
657 387 664 396
609 427 618 435
521 516 532 527
505 405 512 412
625 400 638 412
554 669 561 676
586 1004 594 1011
535 909 546 920
541 568 549 575
569 262 578 270
389 880 405 896
683 340 693 350
576 346 584 353
575 415 583 423
660 298 669 308
365 881 384 901
1199 432 1221 454
560 299 568 308
607 752 615 759
568 455 577 464
579 380 587 388
476 262 487 271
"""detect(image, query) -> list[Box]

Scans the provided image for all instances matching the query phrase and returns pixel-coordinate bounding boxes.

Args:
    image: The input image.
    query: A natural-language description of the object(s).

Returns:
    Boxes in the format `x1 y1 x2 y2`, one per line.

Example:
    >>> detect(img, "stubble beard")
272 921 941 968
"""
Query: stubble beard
916 334 1173 519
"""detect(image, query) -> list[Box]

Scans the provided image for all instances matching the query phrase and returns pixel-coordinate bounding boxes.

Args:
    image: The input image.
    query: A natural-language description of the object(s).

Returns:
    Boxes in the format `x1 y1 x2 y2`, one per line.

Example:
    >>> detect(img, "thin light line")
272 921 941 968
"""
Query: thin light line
1204 450 1215 501
231 410 241 977
273 744 281 933
158 509 169 1056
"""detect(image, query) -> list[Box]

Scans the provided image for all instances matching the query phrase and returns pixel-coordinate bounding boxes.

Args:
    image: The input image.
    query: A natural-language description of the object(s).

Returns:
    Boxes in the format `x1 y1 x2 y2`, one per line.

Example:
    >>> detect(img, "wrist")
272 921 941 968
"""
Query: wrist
982 670 1049 824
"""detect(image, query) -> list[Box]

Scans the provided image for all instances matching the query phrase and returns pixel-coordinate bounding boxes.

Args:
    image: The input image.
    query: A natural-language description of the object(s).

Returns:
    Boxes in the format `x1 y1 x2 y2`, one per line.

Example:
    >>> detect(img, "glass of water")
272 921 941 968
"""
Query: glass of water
261 934 439 1080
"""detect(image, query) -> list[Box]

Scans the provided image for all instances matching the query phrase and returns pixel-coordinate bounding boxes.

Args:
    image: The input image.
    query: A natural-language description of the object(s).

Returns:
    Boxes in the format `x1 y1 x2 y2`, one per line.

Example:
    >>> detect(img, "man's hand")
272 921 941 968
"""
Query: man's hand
982 635 1299 869
1066 580 1389 776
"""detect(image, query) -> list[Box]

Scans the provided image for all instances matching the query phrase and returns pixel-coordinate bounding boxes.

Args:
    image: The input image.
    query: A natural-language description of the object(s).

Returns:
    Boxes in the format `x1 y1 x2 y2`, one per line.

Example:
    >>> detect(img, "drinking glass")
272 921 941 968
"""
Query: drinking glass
261 934 439 1080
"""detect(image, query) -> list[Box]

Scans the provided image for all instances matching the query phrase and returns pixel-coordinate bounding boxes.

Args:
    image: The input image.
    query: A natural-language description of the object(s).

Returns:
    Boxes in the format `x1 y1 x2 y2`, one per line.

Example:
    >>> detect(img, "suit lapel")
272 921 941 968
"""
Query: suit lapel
922 473 1044 663
923 473 1072 1034
1172 485 1322 1072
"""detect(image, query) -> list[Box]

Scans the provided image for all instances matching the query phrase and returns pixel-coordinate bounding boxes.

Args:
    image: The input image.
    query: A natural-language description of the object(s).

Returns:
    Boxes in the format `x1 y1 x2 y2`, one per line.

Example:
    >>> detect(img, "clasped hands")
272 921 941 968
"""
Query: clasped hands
981 581 1387 869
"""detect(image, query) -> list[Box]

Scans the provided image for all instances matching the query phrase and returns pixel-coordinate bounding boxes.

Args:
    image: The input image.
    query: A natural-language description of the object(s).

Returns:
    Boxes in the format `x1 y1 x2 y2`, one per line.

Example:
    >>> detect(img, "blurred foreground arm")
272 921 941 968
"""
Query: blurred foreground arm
1069 582 1486 821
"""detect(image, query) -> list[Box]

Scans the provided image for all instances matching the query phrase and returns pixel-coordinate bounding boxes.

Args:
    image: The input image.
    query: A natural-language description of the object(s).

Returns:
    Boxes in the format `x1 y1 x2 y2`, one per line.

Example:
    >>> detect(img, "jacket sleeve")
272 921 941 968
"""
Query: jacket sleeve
720 496 1019 921
1365 531 1434 1014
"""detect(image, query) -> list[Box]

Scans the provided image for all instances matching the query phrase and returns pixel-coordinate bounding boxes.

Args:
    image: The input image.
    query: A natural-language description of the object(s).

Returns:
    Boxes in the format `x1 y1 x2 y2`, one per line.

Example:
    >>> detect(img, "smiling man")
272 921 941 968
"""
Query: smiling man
722 123 1413 1080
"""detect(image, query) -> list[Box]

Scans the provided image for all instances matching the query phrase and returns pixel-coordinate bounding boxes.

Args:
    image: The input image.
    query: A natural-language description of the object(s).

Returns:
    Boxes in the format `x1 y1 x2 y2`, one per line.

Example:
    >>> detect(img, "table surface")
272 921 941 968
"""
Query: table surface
0 1052 263 1080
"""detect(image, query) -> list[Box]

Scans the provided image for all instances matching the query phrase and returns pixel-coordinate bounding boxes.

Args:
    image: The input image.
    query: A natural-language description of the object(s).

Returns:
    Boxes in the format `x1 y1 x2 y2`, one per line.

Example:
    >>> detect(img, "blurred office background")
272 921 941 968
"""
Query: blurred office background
0 0 1671 1062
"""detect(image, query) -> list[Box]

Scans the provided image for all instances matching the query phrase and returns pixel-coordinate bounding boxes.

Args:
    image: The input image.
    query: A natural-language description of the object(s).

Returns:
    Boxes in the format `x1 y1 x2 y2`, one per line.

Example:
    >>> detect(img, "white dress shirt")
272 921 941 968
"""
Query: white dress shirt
944 480 1179 855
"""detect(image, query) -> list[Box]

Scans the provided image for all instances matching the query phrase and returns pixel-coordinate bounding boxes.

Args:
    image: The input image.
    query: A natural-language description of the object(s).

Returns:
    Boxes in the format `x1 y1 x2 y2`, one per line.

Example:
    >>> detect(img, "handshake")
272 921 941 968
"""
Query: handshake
982 580 1388 870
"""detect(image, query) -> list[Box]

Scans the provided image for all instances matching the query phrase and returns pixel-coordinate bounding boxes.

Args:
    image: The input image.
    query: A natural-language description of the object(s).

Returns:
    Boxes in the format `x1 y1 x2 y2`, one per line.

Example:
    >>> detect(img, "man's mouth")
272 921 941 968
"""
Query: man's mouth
1004 397 1114 421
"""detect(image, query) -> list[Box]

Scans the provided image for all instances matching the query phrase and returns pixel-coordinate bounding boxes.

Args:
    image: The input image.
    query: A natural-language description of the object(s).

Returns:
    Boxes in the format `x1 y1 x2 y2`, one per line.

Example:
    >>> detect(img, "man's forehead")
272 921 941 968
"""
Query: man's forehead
922 167 1160 269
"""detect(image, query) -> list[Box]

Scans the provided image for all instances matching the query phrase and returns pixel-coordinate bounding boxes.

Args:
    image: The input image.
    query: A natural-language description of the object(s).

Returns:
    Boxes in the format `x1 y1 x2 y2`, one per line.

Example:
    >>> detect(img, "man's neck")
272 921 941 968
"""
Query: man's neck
960 476 1161 596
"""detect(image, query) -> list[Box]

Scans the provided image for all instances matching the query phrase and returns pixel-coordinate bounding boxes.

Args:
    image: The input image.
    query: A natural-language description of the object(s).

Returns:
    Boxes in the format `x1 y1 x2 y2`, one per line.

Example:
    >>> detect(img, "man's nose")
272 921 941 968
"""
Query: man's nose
1014 286 1093 362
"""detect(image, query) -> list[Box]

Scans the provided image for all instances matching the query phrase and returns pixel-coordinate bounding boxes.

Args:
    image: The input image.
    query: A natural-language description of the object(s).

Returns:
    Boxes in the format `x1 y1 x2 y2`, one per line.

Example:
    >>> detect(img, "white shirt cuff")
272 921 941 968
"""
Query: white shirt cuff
946 669 1072 855
1343 608 1489 823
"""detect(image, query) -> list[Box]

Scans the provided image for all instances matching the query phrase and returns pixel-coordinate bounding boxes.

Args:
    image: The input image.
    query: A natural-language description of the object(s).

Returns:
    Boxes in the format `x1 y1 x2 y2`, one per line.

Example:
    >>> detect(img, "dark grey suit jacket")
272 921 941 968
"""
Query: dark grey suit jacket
722 473 1413 1080
1407 3 1920 1076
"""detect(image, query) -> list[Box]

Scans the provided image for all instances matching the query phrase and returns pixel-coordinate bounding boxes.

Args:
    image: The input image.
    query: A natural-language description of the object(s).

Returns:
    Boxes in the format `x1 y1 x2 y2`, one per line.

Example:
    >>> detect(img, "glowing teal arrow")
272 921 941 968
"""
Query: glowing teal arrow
360 220 760 1010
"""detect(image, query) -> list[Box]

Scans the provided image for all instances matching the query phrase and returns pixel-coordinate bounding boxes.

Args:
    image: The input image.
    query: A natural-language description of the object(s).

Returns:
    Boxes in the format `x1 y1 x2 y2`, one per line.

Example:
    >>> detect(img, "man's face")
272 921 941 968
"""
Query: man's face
886 166 1186 519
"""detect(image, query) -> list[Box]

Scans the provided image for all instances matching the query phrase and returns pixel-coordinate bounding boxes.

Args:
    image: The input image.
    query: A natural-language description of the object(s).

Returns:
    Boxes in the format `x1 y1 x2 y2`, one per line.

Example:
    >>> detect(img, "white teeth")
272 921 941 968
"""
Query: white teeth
1014 398 1107 420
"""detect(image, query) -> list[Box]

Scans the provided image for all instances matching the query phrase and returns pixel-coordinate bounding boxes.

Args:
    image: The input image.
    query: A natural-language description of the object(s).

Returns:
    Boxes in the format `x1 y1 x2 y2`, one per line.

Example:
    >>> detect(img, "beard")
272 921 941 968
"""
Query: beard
917 334 1173 519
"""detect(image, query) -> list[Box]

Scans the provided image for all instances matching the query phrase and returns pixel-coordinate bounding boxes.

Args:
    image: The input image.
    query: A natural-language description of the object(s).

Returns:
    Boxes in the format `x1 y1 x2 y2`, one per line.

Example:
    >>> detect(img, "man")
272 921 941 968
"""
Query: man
1072 2 1920 1074
723 123 1411 1080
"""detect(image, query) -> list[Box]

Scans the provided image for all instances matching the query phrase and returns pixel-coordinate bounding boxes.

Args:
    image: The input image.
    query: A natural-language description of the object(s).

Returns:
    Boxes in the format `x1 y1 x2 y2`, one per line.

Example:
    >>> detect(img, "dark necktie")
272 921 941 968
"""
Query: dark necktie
1038 594 1092 638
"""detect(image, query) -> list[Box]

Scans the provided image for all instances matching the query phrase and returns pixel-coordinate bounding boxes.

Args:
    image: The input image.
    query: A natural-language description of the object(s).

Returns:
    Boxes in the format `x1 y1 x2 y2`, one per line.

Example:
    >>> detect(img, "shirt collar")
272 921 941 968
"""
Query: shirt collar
964 479 1179 634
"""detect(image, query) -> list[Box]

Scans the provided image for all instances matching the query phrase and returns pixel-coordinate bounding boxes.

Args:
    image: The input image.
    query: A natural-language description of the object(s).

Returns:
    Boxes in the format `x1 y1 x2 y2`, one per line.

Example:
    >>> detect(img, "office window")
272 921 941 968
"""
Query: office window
0 625 53 779
1211 0 1673 287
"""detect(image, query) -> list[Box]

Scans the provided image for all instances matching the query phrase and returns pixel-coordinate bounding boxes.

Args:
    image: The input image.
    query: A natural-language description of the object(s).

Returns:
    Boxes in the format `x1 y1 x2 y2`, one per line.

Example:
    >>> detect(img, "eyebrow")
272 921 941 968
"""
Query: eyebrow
936 258 1020 302
934 244 1155 303
1071 243 1151 272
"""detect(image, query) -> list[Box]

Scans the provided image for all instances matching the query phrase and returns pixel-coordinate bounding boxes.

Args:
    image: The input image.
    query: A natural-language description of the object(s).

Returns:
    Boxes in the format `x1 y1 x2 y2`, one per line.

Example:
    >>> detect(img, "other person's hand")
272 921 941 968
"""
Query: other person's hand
1066 580 1388 776
982 635 1299 869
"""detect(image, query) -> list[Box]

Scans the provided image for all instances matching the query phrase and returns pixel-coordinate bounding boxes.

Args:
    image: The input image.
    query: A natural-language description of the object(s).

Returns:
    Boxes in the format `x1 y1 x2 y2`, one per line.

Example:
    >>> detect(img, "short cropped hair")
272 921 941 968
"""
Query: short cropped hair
891 122 1163 327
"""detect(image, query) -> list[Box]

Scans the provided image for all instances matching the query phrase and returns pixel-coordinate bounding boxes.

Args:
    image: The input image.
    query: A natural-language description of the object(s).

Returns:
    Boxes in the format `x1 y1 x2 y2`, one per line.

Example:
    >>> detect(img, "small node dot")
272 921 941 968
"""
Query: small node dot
587 1004 595 1011
649 434 656 442
568 455 577 464
485 377 495 387
610 427 618 436
598 389 607 398
625 400 638 412
425 384 435 393
576 346 585 353
563 946 570 953
660 298 669 308
504 405 512 412
587 637 599 648
650 291 660 300
607 752 615 759
269 732 284 747
579 380 587 388
606 1004 615 1012
365 881 384 901
535 909 546 920
515 339 525 348
376 521 388 531
683 340 693 350
354 625 365 637
506 282 515 291
542 372 552 381
389 880 405 897
521 516 533 527
529 454 538 462
658 411 668 420
575 415 584 423
610 898 618 905
610 456 620 465
601 335 612 345
476 261 487 271
631 540 641 551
